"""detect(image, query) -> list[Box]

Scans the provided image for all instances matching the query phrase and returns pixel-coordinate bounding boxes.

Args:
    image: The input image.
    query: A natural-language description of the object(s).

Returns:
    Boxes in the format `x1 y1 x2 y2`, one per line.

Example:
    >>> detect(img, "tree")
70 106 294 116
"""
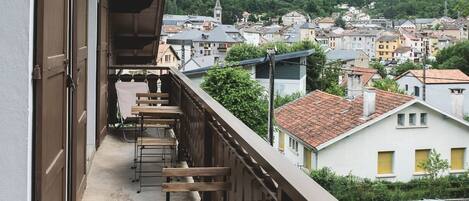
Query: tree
291 40 327 91
334 16 346 28
325 82 346 97
370 61 387 78
248 14 258 22
435 41 469 75
372 78 405 94
418 149 450 180
201 67 268 137
225 43 263 62
392 60 422 76
274 92 303 108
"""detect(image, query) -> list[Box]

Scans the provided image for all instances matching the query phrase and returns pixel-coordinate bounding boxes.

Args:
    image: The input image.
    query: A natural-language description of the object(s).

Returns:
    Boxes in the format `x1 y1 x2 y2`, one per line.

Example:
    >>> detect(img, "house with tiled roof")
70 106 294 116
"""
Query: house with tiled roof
274 85 469 181
340 67 381 87
396 69 469 117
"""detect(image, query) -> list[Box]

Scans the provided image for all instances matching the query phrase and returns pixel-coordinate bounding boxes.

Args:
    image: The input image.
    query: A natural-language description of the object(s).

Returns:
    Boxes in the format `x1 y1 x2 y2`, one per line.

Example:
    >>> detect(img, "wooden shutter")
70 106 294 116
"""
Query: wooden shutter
96 0 109 146
451 148 465 170
303 148 312 170
377 151 393 174
279 132 285 151
415 149 430 172
35 0 69 200
71 0 88 200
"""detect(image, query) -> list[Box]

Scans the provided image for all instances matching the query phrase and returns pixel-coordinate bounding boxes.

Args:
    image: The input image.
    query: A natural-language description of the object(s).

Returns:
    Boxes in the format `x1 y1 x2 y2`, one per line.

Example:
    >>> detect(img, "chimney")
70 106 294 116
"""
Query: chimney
363 88 376 118
347 73 363 99
450 88 465 119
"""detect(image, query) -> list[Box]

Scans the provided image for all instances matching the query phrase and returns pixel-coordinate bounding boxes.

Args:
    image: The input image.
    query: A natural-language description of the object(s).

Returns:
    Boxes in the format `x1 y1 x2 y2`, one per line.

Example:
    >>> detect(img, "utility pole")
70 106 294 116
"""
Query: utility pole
267 49 276 146
423 40 428 101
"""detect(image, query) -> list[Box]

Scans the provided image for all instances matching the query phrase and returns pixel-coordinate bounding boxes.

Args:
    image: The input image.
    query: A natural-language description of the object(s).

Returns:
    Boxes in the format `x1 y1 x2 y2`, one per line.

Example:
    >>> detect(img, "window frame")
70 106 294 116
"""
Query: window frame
420 113 428 126
377 151 394 175
409 113 417 126
415 149 430 173
451 148 466 171
397 113 405 126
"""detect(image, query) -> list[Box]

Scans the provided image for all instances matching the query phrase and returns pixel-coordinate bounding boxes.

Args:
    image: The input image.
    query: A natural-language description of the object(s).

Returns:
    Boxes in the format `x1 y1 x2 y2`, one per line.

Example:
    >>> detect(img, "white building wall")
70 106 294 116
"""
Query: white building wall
86 0 98 169
317 103 469 181
257 79 305 96
0 1 34 200
242 32 261 46
397 76 469 116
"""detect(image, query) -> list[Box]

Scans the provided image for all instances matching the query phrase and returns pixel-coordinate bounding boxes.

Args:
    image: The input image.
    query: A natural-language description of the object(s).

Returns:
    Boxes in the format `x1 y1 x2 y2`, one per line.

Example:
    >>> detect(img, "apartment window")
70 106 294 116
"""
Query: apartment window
386 45 389 49
378 151 394 174
398 114 405 126
415 149 430 173
414 86 420 97
420 113 427 126
451 148 465 171
409 113 416 126
289 137 299 153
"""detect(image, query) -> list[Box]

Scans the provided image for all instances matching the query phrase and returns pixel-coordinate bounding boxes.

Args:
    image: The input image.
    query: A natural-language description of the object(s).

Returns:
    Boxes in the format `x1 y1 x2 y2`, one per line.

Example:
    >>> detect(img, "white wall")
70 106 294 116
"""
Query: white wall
0 1 34 200
257 79 305 96
397 76 469 116
317 103 469 181
86 0 98 168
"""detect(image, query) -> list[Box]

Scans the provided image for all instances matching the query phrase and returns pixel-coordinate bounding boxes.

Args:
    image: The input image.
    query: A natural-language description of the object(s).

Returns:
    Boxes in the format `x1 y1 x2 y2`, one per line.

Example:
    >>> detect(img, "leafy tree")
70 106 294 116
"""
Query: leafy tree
325 82 346 97
464 115 469 122
334 16 346 28
435 41 469 75
418 149 450 180
248 14 258 22
392 60 422 76
372 78 405 94
455 0 469 17
370 61 387 78
201 67 268 137
225 43 264 62
291 40 327 91
274 92 302 108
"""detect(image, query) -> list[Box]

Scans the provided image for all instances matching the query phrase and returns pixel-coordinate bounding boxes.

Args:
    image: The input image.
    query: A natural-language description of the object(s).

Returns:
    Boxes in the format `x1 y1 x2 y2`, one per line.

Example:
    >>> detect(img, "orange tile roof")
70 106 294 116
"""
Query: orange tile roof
275 90 414 148
341 67 379 86
397 69 469 84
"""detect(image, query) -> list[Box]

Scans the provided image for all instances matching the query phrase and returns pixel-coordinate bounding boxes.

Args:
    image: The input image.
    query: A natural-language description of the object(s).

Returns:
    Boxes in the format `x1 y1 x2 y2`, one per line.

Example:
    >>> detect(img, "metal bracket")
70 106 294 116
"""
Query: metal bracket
33 65 42 80
67 75 76 91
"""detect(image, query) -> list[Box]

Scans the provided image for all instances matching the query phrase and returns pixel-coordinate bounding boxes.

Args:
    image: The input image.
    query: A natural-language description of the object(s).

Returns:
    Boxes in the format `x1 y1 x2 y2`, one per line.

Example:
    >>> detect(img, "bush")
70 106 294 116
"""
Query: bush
310 167 469 201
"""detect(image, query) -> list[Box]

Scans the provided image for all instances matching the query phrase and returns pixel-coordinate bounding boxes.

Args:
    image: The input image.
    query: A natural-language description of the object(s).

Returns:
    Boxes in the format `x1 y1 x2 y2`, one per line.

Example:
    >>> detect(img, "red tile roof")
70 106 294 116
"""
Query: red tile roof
275 90 414 148
396 69 469 84
341 67 380 86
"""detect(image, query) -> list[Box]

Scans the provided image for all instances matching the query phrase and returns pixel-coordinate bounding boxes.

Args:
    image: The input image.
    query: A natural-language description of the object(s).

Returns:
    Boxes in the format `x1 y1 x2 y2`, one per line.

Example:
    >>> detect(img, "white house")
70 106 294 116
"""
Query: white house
275 86 469 181
334 29 382 59
396 69 469 118
282 11 308 26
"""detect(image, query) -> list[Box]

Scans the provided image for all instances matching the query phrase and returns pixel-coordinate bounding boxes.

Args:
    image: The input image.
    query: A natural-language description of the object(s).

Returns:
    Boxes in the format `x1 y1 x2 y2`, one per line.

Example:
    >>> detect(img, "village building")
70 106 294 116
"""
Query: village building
396 69 469 118
275 86 469 181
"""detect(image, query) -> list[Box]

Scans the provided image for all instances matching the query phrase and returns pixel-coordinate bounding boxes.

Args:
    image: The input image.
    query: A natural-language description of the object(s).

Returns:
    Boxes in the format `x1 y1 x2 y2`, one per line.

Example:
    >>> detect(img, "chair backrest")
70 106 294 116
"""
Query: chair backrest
115 81 149 119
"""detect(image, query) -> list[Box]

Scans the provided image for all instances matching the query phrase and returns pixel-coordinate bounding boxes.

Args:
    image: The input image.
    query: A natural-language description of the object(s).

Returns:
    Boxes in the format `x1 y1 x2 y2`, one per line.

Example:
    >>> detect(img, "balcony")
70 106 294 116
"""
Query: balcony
85 65 336 201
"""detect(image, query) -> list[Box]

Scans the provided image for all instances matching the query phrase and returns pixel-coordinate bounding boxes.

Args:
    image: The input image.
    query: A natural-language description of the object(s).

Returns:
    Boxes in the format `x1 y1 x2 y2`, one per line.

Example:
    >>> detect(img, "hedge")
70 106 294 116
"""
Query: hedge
310 168 469 201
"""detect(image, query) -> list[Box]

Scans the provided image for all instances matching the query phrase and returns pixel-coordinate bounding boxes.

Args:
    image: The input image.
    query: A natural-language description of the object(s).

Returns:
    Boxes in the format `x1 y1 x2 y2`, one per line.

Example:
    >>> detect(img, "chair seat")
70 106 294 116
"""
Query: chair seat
138 137 177 146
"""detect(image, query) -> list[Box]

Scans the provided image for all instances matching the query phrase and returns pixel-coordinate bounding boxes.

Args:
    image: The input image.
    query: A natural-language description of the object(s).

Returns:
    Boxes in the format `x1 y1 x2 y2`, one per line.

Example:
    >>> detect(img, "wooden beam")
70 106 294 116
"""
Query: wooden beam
136 99 169 105
136 92 169 98
162 167 231 177
162 182 231 192
143 118 176 125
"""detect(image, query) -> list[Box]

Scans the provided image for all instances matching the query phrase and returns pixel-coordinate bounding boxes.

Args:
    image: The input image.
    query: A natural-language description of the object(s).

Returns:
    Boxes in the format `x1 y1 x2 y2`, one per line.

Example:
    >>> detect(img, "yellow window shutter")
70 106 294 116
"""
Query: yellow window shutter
279 132 285 151
451 148 465 170
304 148 312 170
415 149 430 172
378 152 393 174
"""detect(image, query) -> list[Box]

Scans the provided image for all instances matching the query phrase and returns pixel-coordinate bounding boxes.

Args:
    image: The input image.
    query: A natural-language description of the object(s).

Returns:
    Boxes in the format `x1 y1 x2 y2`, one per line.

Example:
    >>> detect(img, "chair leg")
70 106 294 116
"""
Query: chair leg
137 146 143 193
166 177 171 201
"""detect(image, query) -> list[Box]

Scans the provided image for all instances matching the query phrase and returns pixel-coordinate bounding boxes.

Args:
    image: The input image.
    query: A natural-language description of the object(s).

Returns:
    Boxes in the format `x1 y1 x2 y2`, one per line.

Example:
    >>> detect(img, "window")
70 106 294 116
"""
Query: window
414 86 420 97
420 113 427 126
409 113 416 126
415 149 430 173
289 137 299 153
164 55 170 62
397 114 405 126
405 84 409 91
378 151 394 174
451 148 465 171
304 148 312 170
279 132 285 151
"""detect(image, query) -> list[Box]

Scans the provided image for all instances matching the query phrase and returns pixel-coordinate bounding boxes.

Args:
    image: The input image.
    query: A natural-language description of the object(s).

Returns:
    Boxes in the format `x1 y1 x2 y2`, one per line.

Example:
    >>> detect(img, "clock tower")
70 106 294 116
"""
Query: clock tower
214 0 222 23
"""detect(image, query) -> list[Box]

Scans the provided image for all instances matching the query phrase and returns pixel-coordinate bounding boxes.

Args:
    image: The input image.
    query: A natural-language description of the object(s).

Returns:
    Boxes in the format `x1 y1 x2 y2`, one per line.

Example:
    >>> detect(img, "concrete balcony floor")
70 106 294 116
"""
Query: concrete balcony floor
82 130 198 201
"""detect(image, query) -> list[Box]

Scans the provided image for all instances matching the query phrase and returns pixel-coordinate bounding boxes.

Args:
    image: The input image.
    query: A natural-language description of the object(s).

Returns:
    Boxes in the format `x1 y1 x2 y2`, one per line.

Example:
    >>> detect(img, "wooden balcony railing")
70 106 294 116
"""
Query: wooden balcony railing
107 65 337 201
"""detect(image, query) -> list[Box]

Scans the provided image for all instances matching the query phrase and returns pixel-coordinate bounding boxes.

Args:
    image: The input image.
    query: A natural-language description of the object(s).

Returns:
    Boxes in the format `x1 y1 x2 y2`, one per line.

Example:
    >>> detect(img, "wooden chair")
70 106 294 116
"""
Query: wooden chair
162 167 231 201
